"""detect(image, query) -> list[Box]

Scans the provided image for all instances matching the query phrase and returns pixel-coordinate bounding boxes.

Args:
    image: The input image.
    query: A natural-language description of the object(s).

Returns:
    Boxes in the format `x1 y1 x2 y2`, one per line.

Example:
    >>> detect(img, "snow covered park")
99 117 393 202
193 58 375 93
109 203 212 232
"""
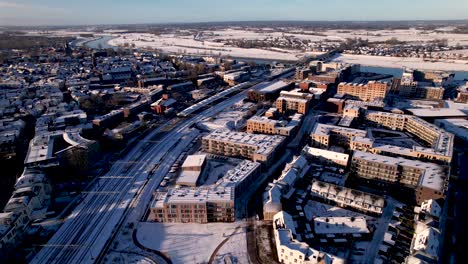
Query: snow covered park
136 222 248 264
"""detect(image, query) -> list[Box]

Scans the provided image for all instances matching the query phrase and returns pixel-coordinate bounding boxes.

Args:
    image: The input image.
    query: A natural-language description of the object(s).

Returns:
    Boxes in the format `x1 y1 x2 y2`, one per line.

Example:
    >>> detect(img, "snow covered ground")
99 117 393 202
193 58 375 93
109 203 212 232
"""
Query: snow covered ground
136 222 247 264
332 53 468 71
107 32 310 61
104 251 156 264
212 223 249 264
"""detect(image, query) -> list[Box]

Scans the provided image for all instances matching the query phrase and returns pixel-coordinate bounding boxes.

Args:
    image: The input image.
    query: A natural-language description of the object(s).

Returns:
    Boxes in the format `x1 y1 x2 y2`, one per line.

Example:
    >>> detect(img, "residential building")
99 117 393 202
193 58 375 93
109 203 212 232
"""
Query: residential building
273 211 345 264
310 180 385 215
351 151 448 204
246 114 302 136
263 154 310 220
365 111 454 163
337 81 388 101
409 223 440 263
149 187 235 223
310 123 368 149
202 130 285 165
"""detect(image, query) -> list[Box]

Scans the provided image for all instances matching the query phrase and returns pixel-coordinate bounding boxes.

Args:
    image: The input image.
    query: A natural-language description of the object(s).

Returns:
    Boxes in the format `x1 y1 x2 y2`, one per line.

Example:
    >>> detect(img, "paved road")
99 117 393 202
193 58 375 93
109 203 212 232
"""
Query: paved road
364 197 398 264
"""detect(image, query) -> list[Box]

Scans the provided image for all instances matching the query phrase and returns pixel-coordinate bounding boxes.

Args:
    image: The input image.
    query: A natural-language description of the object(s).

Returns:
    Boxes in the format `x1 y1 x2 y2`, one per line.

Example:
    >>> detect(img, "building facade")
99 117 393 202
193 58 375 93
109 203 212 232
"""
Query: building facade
337 81 388 101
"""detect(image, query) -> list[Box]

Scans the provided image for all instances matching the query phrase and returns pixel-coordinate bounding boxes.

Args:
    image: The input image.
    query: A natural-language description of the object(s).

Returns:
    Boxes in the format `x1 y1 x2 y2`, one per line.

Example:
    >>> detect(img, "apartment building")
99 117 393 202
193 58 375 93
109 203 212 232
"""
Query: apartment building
365 111 454 163
202 130 285 165
310 180 385 215
276 90 313 114
296 67 312 80
337 81 388 101
351 151 447 204
246 114 302 136
366 111 406 130
150 160 260 223
399 80 444 100
149 187 235 223
310 123 368 149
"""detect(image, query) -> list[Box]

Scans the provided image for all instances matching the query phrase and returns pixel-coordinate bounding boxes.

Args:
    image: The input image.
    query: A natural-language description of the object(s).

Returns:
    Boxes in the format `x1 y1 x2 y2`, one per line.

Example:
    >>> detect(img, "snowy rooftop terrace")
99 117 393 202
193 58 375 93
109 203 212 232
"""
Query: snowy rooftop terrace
152 187 234 208
219 160 260 186
313 217 369 234
204 129 285 156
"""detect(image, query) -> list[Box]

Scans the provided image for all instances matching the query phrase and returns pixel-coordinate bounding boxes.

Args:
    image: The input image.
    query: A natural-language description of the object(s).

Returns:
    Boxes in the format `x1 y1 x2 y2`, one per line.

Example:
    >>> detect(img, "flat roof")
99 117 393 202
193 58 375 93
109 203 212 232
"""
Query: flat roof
313 217 369 234
176 170 202 186
152 186 234 208
311 123 367 137
304 146 349 164
252 80 290 93
181 154 207 169
203 129 285 157
435 119 468 141
407 108 467 118
352 151 446 191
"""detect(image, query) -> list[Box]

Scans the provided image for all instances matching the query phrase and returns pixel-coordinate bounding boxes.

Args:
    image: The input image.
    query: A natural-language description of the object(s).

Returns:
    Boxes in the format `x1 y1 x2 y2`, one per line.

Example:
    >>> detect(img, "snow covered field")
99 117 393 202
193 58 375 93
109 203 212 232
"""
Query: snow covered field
332 53 468 71
107 32 312 61
136 222 247 264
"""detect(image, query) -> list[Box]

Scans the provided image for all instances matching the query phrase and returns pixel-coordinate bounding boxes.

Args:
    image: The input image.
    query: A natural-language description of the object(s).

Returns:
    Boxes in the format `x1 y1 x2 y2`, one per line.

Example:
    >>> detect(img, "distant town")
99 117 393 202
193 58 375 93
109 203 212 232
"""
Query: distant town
0 21 467 264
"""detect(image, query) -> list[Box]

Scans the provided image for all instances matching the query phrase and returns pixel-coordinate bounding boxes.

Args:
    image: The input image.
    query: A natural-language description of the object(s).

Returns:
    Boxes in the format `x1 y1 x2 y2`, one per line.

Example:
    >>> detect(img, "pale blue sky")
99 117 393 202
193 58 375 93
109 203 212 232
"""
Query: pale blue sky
0 0 467 26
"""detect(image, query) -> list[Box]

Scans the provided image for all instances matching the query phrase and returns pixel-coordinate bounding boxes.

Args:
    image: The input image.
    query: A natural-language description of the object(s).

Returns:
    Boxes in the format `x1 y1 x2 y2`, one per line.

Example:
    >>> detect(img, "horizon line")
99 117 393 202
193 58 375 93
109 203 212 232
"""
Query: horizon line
1 19 468 28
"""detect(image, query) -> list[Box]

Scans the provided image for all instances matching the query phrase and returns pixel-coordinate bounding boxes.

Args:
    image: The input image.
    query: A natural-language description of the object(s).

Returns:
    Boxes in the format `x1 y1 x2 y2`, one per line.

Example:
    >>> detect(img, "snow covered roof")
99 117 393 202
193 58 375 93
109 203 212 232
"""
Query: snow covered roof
181 154 207 170
352 151 447 192
313 217 369 234
411 226 440 260
303 146 349 165
407 108 466 118
311 123 367 138
420 199 441 218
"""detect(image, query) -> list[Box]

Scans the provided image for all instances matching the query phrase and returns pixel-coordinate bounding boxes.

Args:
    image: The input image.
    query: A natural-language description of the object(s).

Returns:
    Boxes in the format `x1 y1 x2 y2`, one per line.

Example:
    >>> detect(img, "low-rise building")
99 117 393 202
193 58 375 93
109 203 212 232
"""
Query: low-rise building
223 71 249 86
409 223 440 263
176 155 207 187
365 111 454 163
247 80 293 102
310 180 385 215
303 146 349 167
273 211 345 264
263 154 310 220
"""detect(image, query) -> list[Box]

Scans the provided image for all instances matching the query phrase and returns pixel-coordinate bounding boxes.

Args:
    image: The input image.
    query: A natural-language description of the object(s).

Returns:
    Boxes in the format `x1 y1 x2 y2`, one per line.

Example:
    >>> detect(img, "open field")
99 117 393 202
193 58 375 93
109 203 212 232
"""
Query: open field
332 53 468 71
